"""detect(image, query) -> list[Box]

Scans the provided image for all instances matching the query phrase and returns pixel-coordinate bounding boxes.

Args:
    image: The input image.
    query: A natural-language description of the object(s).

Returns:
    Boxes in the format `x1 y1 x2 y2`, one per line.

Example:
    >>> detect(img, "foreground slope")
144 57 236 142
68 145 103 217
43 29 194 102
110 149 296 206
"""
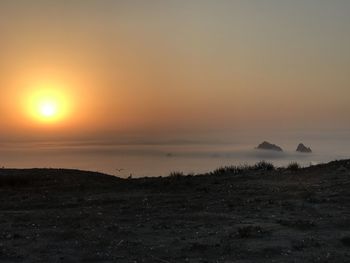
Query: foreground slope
0 160 349 262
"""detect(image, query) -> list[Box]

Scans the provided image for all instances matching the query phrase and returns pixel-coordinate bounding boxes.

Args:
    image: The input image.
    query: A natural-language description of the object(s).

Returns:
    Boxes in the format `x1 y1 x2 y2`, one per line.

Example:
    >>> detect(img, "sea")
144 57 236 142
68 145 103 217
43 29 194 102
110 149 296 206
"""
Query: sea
1 132 349 178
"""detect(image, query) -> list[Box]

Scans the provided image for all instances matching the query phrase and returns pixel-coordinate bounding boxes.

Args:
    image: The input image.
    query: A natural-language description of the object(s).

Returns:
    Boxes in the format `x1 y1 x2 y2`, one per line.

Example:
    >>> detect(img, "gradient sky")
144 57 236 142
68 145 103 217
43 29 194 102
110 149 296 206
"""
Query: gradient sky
1 0 350 141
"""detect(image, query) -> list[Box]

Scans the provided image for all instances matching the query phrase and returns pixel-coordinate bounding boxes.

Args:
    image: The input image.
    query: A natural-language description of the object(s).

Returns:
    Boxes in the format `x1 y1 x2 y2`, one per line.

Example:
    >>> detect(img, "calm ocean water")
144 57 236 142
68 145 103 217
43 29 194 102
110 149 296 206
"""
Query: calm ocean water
1 133 350 178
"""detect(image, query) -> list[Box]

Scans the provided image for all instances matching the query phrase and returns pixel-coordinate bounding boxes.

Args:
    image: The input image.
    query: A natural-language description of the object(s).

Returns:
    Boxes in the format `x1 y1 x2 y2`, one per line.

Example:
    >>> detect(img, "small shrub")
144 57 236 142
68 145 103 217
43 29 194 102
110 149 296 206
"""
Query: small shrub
253 161 275 171
212 166 242 176
287 162 301 171
212 162 275 175
169 171 184 178
211 164 254 176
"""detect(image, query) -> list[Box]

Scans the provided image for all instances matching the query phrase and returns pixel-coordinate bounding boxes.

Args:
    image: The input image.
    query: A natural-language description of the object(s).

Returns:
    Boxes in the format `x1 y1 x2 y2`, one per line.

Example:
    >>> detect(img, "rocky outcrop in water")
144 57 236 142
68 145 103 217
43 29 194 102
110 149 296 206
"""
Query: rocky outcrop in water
296 143 312 153
256 141 283 152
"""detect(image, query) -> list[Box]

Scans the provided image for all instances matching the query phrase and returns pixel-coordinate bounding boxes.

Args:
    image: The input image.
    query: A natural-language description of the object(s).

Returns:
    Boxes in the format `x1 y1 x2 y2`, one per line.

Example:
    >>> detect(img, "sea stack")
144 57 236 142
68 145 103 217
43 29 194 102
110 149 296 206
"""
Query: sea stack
296 143 312 153
256 141 283 152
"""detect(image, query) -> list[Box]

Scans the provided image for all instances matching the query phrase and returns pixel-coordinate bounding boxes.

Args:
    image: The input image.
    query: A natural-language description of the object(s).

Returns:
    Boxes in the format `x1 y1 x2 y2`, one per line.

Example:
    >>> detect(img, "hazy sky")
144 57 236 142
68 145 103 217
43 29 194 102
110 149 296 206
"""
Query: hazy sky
1 0 350 141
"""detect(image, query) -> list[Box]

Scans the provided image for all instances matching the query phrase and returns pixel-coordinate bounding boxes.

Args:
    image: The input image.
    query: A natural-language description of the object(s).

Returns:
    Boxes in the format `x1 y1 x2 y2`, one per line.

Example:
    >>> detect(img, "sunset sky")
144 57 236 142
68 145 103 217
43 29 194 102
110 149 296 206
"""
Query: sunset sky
1 0 350 141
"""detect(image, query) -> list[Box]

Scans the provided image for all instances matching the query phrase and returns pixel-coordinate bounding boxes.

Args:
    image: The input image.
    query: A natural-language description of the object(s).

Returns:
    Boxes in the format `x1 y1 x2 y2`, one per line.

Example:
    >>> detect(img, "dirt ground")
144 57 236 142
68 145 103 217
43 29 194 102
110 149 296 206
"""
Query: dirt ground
0 160 349 262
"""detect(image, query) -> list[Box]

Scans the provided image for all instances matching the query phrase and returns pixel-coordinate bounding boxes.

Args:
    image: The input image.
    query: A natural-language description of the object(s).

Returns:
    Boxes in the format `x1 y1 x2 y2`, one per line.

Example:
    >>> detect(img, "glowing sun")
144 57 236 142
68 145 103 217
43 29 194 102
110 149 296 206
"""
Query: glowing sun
25 87 71 124
38 100 58 118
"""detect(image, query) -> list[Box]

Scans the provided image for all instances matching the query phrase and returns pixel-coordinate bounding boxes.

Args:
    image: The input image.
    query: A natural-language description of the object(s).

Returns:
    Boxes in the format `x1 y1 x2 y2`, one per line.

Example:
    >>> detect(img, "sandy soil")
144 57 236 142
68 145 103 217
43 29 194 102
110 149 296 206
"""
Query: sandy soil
0 160 349 262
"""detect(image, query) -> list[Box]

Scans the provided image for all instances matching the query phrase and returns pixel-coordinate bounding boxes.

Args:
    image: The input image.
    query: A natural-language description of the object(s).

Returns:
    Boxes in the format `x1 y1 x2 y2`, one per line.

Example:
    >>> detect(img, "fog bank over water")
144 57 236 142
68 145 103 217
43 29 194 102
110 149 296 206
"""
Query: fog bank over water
1 131 349 177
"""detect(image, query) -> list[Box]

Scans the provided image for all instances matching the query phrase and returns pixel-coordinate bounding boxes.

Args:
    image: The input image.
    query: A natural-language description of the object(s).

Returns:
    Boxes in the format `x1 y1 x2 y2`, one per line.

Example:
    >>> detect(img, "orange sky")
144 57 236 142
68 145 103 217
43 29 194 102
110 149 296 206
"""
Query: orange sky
1 1 350 141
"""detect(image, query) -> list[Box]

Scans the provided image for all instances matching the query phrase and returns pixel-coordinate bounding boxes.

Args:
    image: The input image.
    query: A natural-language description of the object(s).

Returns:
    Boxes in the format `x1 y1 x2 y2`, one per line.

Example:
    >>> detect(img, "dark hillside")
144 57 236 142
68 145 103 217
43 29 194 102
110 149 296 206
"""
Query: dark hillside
0 160 349 262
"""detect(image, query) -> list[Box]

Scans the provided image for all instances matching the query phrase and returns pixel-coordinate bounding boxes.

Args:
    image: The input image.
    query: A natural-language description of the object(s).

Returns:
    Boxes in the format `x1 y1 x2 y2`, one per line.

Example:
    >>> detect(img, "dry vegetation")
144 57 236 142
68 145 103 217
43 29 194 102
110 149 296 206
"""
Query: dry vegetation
0 160 349 262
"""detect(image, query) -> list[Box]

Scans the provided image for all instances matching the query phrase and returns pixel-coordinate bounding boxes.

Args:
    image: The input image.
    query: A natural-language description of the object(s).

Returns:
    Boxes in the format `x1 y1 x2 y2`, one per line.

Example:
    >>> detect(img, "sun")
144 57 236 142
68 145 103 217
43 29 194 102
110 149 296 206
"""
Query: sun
38 100 58 118
31 91 66 123
24 86 71 124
